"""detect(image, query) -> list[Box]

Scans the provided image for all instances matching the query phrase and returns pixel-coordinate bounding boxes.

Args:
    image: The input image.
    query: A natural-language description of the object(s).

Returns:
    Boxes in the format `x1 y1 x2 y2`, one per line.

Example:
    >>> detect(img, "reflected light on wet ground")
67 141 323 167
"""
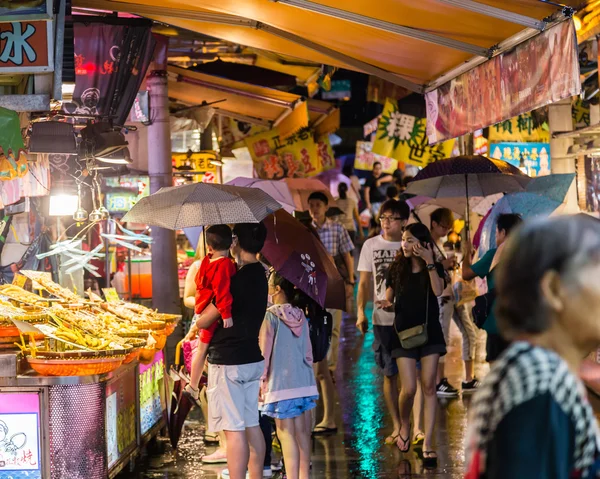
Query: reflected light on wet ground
121 303 488 478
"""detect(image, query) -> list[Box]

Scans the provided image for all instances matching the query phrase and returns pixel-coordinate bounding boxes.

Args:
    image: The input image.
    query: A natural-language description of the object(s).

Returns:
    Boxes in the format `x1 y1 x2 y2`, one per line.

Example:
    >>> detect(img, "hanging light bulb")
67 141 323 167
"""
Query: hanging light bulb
73 183 88 222
98 206 110 220
89 209 103 222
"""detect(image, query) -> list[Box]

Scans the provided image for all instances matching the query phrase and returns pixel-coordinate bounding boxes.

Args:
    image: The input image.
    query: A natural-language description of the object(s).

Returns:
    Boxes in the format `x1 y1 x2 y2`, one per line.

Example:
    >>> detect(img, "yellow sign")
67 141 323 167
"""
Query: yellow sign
171 152 218 173
245 128 332 179
102 288 120 303
354 141 397 173
488 112 550 143
372 98 454 167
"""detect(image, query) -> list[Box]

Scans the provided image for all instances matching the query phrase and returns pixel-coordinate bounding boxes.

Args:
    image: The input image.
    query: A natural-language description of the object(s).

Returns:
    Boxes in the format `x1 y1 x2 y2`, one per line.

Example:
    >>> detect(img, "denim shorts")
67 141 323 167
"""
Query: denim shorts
260 396 318 420
373 325 399 377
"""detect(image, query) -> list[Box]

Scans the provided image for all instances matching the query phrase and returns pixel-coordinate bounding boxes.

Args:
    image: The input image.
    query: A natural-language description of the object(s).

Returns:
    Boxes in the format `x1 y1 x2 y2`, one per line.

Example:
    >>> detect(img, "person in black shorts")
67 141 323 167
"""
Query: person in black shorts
380 223 446 465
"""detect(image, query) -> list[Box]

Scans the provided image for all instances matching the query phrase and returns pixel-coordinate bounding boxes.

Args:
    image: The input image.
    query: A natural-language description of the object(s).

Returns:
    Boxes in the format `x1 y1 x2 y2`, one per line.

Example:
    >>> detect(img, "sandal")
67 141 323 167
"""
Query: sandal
413 432 425 446
396 433 410 453
423 450 438 468
384 433 399 445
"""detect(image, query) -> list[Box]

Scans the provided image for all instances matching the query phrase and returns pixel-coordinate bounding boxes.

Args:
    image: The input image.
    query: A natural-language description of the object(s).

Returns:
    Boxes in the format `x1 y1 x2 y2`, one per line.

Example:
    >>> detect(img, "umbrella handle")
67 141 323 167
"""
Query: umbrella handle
174 340 184 368
465 174 471 244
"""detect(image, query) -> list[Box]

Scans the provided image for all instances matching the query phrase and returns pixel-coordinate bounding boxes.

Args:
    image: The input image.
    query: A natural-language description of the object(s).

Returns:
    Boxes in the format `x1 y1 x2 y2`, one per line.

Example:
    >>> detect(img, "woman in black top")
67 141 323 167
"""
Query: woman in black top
380 223 445 463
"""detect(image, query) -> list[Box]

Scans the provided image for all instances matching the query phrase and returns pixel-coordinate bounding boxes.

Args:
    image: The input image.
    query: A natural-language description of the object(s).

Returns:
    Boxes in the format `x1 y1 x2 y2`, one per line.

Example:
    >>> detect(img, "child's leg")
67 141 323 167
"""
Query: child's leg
294 411 311 479
189 340 209 391
275 417 300 479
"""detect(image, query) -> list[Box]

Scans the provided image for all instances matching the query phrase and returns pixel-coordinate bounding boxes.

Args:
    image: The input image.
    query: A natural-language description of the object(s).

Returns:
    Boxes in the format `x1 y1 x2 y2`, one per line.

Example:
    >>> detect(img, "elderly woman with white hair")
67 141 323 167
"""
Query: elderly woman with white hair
466 215 600 479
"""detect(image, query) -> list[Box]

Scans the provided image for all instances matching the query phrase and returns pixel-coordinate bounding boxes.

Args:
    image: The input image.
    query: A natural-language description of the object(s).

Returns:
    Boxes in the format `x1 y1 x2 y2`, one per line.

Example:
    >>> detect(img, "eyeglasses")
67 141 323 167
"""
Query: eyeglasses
379 216 403 224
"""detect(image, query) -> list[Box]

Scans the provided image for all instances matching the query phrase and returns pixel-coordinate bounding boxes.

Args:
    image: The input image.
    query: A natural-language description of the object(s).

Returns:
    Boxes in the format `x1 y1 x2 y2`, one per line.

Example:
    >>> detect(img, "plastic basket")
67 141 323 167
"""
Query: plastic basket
28 356 124 376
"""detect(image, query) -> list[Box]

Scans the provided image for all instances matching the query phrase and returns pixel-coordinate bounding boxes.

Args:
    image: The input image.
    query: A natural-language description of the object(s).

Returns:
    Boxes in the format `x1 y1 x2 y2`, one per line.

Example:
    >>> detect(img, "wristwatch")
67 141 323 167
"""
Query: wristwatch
426 263 436 271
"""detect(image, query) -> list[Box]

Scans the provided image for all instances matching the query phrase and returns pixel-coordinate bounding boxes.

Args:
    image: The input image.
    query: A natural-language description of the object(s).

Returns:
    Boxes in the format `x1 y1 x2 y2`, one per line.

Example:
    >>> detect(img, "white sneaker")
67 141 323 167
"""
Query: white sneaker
221 467 272 478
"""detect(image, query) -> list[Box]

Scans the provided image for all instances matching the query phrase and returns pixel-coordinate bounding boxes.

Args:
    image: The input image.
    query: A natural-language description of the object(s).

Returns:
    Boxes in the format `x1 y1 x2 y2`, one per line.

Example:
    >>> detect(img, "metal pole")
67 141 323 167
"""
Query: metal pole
147 70 180 316
127 247 132 301
104 223 111 289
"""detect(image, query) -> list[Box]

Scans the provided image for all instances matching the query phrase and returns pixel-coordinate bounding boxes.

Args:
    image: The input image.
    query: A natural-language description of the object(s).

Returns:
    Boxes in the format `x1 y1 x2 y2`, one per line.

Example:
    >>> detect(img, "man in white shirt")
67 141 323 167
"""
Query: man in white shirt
356 199 409 445
430 208 479 397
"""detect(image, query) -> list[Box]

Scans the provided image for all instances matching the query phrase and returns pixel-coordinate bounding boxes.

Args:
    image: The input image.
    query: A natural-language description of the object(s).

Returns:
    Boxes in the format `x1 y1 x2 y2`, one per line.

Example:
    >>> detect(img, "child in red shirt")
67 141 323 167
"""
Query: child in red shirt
184 225 237 402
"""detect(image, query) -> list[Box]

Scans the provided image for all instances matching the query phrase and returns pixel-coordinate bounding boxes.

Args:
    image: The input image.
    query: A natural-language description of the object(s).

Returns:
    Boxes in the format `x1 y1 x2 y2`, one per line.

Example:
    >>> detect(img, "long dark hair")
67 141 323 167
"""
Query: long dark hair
338 182 348 200
270 270 308 309
388 223 434 294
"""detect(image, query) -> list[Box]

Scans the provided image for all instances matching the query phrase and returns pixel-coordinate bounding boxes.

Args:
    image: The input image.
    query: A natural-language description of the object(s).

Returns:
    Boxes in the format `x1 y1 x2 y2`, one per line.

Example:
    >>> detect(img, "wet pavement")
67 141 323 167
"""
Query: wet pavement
121 305 489 479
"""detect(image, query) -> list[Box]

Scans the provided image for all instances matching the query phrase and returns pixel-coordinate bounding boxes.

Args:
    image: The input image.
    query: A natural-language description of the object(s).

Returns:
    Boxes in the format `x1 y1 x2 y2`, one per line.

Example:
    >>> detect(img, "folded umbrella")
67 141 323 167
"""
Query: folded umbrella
122 183 282 229
262 209 345 310
168 340 194 449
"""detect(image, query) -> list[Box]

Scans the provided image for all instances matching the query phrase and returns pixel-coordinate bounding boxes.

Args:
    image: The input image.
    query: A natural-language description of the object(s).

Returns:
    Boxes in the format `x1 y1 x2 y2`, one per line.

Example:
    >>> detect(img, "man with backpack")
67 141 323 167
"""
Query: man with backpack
356 199 409 445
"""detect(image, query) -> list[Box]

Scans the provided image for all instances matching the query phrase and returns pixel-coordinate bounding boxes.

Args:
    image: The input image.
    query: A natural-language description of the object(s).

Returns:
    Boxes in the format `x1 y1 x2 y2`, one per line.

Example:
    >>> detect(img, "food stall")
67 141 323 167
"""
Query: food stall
0 273 178 479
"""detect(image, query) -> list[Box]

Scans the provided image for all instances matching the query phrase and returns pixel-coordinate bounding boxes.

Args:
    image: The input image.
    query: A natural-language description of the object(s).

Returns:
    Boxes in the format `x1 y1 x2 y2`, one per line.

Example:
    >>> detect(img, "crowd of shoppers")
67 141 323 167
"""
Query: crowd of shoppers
179 163 600 478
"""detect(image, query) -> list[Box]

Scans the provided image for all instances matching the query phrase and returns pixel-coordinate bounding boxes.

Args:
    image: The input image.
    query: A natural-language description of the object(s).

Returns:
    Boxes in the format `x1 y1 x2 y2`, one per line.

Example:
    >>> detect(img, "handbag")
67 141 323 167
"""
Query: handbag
472 289 496 328
395 288 429 350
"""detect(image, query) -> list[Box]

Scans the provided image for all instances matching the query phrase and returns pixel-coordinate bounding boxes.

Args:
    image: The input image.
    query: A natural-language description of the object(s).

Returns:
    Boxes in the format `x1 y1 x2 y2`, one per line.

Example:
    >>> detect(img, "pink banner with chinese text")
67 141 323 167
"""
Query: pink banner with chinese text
426 21 580 144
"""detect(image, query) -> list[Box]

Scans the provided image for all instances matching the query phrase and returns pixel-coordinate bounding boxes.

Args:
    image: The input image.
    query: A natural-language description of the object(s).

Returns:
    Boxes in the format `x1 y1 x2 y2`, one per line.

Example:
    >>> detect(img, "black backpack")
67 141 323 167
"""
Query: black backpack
304 301 333 363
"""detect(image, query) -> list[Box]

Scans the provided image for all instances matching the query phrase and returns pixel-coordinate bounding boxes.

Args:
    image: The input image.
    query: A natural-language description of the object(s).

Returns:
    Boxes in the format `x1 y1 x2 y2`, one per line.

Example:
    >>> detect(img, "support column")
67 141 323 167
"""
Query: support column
549 99 577 207
147 71 179 316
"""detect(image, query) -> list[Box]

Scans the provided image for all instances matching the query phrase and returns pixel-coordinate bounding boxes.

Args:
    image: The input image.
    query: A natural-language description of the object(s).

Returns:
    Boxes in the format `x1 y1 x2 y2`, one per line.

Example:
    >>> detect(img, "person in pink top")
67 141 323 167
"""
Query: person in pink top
184 224 237 403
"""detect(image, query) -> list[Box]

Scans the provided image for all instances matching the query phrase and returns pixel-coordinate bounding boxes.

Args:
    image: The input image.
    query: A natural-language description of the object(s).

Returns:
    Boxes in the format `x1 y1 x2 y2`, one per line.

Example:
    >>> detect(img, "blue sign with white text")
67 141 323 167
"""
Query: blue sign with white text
490 142 551 177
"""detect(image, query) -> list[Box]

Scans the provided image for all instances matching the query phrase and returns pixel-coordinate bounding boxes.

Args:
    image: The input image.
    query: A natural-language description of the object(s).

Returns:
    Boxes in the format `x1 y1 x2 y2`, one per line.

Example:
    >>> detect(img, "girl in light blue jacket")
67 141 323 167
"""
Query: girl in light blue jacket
259 271 318 479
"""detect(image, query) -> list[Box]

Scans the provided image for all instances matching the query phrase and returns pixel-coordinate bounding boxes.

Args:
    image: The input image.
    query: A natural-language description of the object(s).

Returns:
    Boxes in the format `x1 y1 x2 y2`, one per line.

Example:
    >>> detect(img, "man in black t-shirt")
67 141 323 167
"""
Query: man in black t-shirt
199 223 268 479
364 161 393 217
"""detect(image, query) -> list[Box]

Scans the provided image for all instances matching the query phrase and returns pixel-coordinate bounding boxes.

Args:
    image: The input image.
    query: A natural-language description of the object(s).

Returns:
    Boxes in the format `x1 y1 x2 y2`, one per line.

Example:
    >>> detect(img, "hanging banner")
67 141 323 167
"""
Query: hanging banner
63 20 156 125
372 98 454 167
245 128 330 179
488 112 550 143
490 142 551 177
426 21 581 144
354 141 397 173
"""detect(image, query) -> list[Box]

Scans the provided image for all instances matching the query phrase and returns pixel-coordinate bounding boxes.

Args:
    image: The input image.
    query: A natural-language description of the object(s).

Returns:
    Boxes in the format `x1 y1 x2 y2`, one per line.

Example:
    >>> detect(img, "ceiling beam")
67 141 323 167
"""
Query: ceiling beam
272 0 490 57
436 0 546 30
74 0 424 92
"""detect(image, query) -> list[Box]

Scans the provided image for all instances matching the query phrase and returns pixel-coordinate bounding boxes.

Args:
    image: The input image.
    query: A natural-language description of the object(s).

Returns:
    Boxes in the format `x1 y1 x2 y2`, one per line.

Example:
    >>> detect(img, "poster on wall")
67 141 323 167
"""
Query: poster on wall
354 141 397 173
426 21 581 144
245 127 334 179
372 98 454 167
490 142 551 177
0 393 42 479
105 367 136 469
139 351 165 437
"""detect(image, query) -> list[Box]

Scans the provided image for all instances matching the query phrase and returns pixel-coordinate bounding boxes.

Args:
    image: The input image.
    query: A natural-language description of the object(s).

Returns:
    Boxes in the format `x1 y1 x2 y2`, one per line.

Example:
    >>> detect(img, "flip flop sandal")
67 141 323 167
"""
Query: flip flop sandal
413 432 425 446
396 433 410 453
312 426 338 436
384 434 399 445
423 451 438 468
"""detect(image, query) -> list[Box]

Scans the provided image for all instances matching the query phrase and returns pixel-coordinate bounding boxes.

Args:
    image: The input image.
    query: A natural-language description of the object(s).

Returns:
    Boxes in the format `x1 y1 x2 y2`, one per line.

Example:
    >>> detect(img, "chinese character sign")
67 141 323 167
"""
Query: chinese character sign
0 21 50 72
0 393 42 478
490 142 551 177
245 127 329 179
372 98 454 167
488 112 550 143
426 21 580 144
354 141 397 173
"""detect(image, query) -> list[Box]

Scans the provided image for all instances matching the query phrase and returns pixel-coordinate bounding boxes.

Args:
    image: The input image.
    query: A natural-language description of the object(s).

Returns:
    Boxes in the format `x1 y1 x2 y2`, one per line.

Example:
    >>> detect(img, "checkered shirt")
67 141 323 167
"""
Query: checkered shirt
466 342 600 475
314 221 354 257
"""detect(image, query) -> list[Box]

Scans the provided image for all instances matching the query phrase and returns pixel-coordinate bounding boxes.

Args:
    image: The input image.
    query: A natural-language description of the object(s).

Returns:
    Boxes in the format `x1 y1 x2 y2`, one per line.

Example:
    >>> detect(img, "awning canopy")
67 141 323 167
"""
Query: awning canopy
167 65 339 135
75 0 586 93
